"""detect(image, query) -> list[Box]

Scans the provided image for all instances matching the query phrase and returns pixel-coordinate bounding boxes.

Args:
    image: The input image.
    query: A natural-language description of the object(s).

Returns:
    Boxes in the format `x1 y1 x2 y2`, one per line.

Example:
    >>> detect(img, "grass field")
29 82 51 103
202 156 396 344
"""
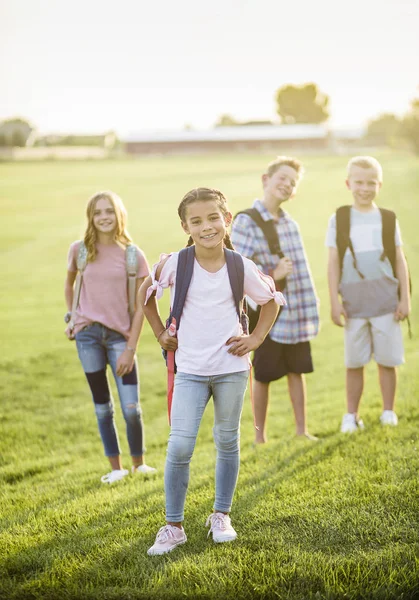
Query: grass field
0 152 418 600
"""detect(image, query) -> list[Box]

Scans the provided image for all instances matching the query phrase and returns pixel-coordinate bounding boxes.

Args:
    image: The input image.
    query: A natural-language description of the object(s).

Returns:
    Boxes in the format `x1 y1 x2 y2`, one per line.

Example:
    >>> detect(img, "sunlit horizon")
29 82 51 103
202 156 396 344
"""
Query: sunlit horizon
1 0 418 137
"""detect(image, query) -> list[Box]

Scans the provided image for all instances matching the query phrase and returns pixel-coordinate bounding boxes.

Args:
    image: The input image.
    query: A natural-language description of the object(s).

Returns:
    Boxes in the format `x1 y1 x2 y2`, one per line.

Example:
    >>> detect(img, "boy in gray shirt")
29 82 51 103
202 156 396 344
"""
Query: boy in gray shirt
326 156 410 432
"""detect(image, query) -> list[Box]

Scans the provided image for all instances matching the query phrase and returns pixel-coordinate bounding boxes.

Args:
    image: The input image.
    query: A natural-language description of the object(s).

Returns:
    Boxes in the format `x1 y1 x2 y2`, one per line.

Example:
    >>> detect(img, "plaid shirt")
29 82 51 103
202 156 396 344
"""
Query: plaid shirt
231 199 319 344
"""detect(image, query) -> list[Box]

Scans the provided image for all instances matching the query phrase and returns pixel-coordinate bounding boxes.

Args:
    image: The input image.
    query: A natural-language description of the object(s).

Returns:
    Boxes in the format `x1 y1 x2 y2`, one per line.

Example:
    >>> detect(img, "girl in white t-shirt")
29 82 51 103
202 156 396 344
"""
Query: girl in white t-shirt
130 187 285 555
64 191 156 484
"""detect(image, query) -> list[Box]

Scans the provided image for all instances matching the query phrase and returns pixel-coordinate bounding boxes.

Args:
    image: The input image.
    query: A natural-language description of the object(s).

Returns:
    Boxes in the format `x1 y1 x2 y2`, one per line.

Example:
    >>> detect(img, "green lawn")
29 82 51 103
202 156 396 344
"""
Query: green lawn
0 153 418 600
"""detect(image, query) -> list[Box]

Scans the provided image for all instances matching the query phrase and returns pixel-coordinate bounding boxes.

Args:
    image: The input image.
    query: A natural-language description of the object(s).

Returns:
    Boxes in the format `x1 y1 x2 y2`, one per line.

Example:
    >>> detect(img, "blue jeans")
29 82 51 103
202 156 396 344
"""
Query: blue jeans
165 370 248 522
75 323 144 457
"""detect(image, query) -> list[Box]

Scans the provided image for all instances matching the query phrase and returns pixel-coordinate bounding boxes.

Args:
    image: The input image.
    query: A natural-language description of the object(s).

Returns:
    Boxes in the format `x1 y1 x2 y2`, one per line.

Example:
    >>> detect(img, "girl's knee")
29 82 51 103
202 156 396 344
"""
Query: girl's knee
213 427 240 452
94 400 114 421
122 402 142 422
167 434 196 464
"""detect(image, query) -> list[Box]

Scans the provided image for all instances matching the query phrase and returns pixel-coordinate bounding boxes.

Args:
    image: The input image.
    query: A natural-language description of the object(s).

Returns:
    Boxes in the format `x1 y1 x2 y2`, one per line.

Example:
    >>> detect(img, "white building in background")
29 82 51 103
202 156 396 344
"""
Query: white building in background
124 124 366 155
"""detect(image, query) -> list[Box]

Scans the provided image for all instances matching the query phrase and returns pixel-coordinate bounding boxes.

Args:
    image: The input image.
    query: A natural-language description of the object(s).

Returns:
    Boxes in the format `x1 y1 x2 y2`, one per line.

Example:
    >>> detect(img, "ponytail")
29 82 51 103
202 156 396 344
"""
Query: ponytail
223 232 235 250
186 236 194 247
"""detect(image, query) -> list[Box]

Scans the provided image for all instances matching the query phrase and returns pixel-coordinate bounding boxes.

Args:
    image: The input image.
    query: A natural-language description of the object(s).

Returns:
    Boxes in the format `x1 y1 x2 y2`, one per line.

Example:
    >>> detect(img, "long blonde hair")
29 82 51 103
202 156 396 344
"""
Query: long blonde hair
84 191 133 262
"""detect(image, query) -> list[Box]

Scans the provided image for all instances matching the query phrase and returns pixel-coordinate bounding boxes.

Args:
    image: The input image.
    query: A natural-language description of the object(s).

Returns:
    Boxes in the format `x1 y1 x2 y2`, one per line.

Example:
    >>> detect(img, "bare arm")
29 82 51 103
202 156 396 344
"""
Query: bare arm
116 277 147 376
64 271 77 339
64 270 77 311
226 299 279 357
327 247 347 327
136 260 178 352
394 246 411 320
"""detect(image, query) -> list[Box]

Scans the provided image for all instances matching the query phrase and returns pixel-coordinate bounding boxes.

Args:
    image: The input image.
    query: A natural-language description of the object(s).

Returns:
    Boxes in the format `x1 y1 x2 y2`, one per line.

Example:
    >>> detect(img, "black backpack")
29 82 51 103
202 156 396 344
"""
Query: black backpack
336 205 411 335
234 208 285 332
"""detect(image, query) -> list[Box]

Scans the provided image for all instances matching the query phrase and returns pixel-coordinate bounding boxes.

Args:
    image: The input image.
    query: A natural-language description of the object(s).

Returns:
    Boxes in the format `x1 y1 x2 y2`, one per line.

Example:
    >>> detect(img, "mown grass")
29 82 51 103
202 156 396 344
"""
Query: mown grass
0 152 418 599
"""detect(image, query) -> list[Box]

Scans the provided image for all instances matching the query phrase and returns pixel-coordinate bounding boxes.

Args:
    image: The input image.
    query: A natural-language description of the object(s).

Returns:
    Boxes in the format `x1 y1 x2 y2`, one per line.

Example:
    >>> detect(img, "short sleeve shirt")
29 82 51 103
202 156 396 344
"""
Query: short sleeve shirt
67 241 149 338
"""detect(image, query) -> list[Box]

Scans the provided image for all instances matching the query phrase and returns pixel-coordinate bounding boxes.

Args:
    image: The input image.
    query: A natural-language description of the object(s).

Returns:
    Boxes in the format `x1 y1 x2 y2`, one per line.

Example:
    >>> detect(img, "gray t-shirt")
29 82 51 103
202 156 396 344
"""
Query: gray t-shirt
325 206 402 318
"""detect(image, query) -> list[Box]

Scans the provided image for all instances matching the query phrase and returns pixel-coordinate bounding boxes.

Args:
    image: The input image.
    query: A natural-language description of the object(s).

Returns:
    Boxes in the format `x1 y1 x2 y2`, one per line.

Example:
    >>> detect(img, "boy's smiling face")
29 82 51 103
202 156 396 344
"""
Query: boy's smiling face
346 166 382 209
262 165 299 205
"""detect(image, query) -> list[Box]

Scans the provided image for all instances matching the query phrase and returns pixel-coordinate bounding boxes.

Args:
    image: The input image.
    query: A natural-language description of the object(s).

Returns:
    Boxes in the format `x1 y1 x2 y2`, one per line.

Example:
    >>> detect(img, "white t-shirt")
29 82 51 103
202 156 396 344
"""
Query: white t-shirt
145 252 286 376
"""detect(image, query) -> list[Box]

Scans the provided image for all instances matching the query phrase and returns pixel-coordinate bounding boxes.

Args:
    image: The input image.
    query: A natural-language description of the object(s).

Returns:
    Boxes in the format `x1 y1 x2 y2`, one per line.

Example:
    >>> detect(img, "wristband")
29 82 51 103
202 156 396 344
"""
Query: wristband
126 346 136 353
64 311 72 324
156 328 166 342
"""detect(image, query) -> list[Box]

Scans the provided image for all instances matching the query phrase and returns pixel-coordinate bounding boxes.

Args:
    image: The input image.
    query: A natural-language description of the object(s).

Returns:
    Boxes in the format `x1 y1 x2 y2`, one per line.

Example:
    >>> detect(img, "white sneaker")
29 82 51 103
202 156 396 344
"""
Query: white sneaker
380 410 398 426
131 464 157 475
206 512 237 543
340 413 365 433
100 469 129 484
147 525 187 555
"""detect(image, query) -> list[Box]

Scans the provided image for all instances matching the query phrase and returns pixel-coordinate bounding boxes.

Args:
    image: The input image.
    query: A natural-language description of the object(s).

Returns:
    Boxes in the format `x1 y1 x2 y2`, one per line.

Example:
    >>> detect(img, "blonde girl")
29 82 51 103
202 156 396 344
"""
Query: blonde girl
64 191 155 484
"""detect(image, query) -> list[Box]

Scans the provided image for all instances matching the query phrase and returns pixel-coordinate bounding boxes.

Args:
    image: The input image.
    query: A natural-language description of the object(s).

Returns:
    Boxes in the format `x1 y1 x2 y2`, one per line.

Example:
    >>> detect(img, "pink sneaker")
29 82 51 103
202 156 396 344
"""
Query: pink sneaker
147 525 187 556
206 512 237 543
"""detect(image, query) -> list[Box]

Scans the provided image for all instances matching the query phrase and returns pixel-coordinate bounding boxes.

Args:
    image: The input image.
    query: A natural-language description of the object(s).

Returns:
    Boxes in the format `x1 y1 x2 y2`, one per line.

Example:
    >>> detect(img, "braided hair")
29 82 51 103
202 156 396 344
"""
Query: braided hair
178 187 235 250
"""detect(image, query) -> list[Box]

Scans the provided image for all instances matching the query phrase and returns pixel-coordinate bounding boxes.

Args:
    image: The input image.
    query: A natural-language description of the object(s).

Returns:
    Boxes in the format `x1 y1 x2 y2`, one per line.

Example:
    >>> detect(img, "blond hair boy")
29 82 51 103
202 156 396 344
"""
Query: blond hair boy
326 156 410 432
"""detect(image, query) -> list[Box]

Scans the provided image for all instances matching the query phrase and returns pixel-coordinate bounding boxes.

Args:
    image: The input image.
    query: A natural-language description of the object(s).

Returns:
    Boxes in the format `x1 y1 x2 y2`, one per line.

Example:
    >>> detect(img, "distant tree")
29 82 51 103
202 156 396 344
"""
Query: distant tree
400 98 419 155
215 114 239 127
366 113 401 145
11 129 27 147
0 117 34 146
275 83 329 124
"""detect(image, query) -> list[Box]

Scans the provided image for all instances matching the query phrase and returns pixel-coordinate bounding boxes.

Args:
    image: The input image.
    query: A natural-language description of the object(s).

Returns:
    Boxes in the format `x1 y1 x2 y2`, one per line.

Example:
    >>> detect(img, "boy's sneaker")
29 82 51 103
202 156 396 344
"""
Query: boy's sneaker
100 469 129 484
131 464 157 475
147 525 187 556
380 410 398 426
340 413 365 433
206 512 237 543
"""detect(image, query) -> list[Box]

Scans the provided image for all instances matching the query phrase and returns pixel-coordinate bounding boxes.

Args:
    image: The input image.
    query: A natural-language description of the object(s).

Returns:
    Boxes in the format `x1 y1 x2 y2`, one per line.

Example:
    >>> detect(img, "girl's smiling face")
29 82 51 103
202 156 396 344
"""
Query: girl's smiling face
181 200 232 250
92 197 117 235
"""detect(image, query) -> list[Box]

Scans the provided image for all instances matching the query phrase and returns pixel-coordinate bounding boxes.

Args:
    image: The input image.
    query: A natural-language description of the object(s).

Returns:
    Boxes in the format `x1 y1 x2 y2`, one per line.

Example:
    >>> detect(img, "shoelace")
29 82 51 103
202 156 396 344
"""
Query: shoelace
156 525 179 543
206 513 229 536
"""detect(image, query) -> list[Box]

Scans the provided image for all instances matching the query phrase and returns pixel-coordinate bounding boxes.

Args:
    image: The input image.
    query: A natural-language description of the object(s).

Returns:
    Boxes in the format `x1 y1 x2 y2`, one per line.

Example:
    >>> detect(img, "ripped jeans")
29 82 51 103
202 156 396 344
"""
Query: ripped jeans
75 323 144 457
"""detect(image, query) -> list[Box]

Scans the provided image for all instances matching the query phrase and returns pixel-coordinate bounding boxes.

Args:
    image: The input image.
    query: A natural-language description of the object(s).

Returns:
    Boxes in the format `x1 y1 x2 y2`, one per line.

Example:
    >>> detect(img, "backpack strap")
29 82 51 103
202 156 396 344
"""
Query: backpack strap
169 245 196 331
379 208 396 276
69 241 88 329
235 208 284 258
336 205 365 280
379 208 412 338
125 244 139 322
165 246 195 425
224 249 244 318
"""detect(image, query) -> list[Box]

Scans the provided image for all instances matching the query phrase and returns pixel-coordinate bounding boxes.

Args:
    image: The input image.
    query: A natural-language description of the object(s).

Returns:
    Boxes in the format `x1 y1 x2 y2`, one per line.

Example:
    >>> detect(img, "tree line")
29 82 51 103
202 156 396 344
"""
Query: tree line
1 83 418 154
215 83 419 155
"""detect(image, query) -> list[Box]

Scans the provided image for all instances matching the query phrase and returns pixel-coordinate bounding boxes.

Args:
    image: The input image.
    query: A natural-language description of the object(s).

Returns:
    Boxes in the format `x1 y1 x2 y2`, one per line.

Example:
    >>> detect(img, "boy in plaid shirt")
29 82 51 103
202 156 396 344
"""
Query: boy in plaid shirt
231 156 319 443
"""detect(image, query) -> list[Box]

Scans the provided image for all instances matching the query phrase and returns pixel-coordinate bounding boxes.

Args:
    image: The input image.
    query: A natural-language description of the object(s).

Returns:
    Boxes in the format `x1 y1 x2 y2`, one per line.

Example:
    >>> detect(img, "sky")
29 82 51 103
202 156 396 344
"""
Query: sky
1 0 418 137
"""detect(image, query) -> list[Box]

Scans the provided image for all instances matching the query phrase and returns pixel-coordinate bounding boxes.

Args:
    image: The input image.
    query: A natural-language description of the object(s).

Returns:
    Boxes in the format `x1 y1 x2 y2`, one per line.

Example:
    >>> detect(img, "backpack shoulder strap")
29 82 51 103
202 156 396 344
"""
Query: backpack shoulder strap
235 208 283 257
70 241 88 328
380 208 396 277
76 241 88 272
335 205 353 276
170 246 196 330
125 244 139 321
224 249 244 318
